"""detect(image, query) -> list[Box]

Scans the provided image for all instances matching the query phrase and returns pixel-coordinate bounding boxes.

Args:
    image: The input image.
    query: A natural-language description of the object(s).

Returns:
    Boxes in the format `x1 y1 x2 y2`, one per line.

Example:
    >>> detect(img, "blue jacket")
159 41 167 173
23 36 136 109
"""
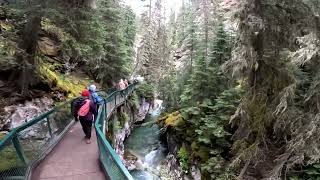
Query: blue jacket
90 92 104 105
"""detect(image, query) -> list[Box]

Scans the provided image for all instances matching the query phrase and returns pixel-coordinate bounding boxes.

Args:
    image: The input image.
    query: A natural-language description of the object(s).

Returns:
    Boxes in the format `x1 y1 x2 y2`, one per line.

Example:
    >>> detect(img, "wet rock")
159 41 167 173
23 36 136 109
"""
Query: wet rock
127 164 136 171
135 98 150 123
191 165 201 180
1 97 54 130
159 154 184 180
112 103 144 168
124 150 139 171
134 159 144 170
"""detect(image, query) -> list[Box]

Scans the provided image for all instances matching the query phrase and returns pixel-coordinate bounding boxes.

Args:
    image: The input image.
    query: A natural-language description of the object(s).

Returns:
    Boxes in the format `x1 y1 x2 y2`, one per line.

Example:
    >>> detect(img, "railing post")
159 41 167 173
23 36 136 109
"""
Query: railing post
105 102 108 132
47 118 53 138
12 136 28 165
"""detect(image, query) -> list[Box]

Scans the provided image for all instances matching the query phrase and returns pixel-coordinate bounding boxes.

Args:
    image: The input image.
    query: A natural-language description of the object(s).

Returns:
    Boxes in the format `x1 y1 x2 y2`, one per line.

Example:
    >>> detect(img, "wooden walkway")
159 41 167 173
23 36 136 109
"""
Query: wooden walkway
32 122 106 180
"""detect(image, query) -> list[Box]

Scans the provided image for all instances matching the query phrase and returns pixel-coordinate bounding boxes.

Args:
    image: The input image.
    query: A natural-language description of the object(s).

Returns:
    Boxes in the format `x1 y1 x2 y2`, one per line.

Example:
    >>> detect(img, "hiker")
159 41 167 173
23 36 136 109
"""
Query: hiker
88 84 104 109
73 89 97 144
124 79 129 88
118 79 126 90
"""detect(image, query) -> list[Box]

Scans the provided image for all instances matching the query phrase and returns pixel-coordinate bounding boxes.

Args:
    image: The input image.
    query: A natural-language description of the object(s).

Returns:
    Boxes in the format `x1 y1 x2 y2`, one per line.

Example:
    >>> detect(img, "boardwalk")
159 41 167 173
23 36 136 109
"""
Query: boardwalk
32 122 106 180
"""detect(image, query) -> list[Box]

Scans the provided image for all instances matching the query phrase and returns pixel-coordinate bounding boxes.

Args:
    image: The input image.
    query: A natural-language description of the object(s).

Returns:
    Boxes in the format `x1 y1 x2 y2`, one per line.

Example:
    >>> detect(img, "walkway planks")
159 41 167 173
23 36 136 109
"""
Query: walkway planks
32 122 106 180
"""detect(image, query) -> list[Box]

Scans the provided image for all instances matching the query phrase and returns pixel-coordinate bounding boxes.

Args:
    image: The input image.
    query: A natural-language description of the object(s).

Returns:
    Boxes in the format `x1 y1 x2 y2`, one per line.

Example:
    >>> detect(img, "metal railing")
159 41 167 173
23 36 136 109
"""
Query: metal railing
95 84 135 180
0 100 74 180
0 83 136 180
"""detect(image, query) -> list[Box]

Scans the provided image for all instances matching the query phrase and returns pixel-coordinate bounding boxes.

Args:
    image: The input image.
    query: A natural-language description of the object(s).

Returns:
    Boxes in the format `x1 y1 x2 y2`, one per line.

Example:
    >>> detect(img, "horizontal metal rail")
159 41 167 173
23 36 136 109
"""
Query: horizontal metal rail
0 99 75 180
95 83 136 180
0 83 137 180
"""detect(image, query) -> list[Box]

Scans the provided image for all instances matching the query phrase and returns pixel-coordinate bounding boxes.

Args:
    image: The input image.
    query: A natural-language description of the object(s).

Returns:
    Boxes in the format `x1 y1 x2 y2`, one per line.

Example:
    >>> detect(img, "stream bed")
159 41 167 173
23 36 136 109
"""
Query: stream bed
125 104 169 180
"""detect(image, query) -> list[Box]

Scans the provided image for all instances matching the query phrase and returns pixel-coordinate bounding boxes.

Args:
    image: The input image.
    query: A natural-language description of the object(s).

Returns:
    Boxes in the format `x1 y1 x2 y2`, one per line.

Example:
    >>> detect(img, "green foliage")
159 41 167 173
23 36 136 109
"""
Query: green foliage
136 82 154 102
226 0 320 178
119 112 129 127
180 87 243 177
288 163 320 180
180 23 230 106
201 156 236 180
113 120 121 133
209 23 231 66
0 146 23 172
159 18 239 178
178 146 190 173
128 92 139 111
1 0 136 93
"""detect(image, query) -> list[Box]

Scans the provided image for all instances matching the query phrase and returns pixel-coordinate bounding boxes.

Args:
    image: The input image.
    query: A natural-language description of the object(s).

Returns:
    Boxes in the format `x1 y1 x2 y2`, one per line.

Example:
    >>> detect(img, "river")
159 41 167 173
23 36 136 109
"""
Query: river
125 101 169 180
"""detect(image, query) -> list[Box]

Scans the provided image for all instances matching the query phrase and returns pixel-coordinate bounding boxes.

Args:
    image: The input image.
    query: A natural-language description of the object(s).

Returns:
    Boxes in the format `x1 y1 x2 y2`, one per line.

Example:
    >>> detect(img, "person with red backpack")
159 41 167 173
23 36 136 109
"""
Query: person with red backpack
73 89 97 144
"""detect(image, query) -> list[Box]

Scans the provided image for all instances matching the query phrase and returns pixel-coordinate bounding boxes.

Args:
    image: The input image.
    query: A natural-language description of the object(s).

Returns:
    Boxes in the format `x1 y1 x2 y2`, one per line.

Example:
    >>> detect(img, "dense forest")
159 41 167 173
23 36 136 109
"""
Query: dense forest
138 0 320 179
2 0 320 179
0 0 136 125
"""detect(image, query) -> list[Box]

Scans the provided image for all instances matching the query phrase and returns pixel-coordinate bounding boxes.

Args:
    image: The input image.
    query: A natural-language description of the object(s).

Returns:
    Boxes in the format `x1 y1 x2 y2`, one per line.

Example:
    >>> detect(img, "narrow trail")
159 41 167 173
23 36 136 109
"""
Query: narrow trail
32 122 106 180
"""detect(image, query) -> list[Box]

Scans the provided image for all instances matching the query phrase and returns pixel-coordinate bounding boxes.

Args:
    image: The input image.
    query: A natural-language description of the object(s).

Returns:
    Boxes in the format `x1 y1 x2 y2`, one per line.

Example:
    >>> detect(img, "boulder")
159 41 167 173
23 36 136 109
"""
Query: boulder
38 37 58 56
1 97 53 130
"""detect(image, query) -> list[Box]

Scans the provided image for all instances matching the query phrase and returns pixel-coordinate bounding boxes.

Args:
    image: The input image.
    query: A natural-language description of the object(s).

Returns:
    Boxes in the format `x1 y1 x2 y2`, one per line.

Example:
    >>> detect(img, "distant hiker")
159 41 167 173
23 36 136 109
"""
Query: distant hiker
88 84 104 109
73 89 97 144
124 79 129 88
118 79 126 90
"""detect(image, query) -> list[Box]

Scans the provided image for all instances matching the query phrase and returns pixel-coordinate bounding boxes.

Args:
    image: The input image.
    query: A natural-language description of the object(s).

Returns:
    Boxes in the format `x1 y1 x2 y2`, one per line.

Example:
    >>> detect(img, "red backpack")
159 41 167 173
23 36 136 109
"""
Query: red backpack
77 99 90 117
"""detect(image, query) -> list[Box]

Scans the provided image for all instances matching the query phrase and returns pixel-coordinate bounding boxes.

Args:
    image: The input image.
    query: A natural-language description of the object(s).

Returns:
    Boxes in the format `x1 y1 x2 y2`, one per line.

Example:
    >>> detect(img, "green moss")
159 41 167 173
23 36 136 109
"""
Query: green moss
113 120 121 132
41 18 69 42
158 111 184 127
128 92 139 110
39 63 91 99
0 146 23 172
178 145 190 173
119 112 129 127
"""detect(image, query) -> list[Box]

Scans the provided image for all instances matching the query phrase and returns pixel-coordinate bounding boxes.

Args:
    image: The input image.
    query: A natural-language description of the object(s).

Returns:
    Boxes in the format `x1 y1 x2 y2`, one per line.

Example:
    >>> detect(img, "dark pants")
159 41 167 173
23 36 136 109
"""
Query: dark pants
79 117 93 139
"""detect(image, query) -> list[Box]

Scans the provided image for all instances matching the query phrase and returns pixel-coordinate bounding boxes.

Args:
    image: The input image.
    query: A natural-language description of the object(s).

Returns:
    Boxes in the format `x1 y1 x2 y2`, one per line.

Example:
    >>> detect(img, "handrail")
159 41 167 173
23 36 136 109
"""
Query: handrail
95 83 136 180
0 102 69 150
0 99 75 179
0 83 137 180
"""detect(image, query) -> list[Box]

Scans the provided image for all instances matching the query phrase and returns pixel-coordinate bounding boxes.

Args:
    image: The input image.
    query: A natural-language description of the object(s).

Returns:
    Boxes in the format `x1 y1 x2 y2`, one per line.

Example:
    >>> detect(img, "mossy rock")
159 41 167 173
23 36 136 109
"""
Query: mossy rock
39 63 90 99
38 37 58 56
41 18 68 42
158 111 184 128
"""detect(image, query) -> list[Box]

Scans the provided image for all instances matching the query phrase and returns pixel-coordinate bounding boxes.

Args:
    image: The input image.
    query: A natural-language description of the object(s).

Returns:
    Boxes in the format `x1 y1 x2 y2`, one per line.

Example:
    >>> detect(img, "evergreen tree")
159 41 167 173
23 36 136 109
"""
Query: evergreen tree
181 23 230 106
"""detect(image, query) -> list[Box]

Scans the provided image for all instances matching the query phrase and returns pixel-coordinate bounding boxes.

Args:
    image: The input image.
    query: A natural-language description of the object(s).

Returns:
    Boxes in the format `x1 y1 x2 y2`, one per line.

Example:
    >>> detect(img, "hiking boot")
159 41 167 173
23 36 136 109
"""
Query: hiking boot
86 139 91 144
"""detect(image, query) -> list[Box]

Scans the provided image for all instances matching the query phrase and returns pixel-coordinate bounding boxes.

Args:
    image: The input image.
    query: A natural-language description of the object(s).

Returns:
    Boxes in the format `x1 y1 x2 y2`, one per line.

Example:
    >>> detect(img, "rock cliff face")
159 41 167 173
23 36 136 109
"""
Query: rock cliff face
110 98 150 167
0 97 54 131
164 128 201 180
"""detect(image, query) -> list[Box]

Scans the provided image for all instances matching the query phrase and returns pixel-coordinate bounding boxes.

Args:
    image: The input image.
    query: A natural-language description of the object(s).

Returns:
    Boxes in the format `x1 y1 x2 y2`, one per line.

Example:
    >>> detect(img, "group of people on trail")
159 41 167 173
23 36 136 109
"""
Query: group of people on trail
71 78 135 144
72 84 103 144
117 79 129 90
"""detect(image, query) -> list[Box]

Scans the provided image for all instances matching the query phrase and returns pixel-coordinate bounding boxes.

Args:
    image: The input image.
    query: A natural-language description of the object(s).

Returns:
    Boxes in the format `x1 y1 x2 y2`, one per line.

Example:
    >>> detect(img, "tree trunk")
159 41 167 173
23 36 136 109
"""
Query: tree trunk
18 16 42 95
84 0 96 9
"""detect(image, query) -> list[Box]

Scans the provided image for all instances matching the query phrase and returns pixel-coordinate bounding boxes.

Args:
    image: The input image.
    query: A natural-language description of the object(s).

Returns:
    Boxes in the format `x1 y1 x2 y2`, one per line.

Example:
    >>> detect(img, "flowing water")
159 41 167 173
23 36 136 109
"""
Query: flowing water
125 100 168 180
